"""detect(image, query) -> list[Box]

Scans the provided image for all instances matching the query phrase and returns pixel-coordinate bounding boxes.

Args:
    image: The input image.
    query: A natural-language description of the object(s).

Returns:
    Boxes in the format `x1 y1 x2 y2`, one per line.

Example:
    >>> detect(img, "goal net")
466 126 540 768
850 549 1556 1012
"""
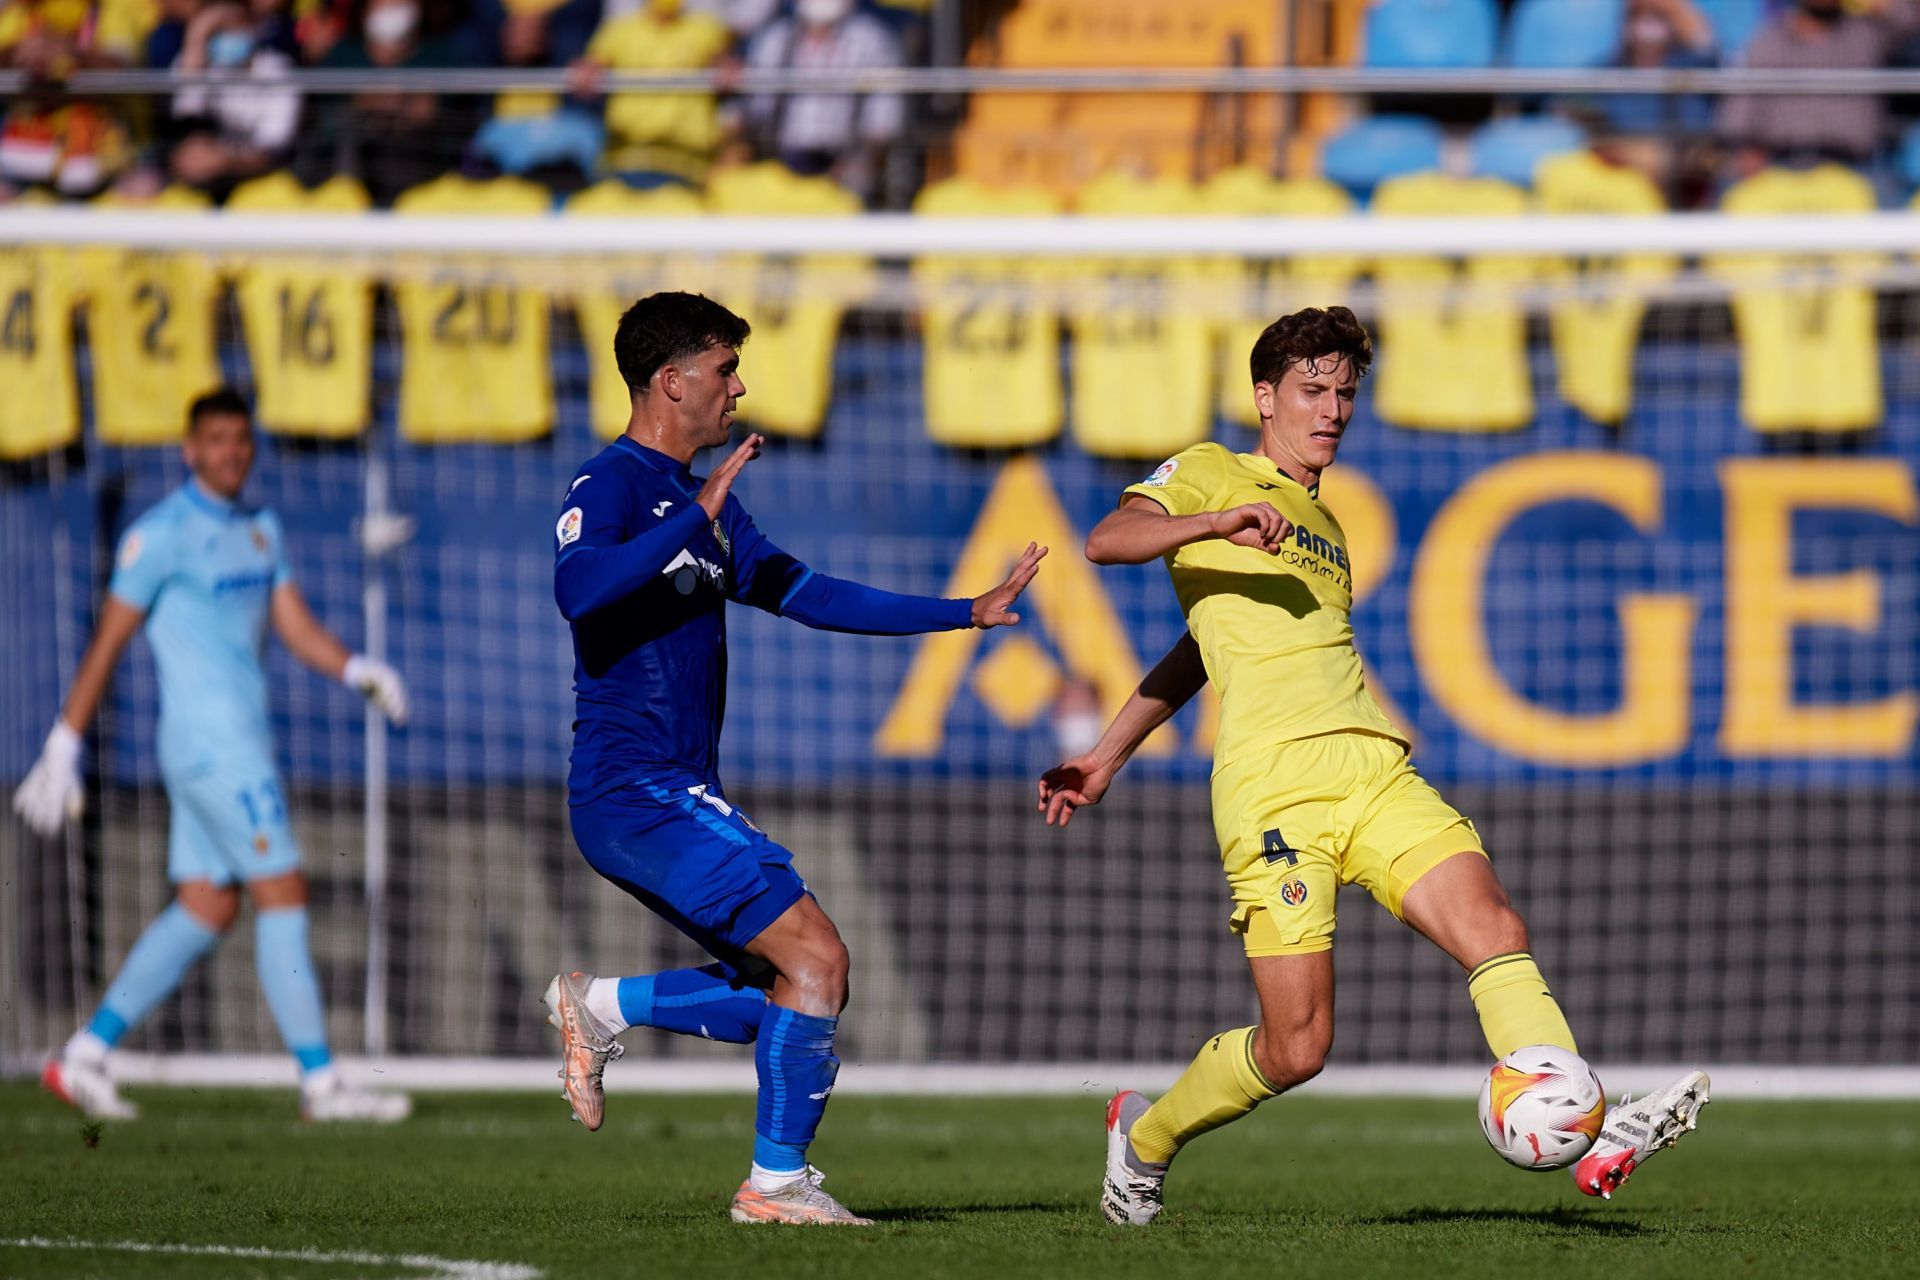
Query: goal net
3 180 1917 1087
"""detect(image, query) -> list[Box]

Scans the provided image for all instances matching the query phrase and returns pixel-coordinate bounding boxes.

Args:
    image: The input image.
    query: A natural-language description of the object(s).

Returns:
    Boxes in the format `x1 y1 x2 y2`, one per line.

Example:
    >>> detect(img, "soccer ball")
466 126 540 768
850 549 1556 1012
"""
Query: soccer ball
1476 1044 1606 1171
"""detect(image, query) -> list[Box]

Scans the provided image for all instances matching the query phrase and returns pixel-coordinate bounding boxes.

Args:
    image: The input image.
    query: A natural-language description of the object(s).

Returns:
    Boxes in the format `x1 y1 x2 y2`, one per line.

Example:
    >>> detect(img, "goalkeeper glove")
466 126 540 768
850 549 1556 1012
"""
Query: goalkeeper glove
13 720 83 836
343 654 408 726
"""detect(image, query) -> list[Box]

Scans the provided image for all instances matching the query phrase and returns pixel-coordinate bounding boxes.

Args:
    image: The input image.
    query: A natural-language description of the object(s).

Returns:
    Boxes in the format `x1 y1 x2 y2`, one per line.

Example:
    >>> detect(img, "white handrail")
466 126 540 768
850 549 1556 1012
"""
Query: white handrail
7 65 1920 95
2 209 1917 257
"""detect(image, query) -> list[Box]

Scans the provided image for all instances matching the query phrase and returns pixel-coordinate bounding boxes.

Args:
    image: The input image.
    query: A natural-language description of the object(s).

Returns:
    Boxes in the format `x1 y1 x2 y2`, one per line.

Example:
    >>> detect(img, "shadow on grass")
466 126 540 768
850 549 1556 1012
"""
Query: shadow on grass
1365 1207 1650 1236
864 1202 1062 1224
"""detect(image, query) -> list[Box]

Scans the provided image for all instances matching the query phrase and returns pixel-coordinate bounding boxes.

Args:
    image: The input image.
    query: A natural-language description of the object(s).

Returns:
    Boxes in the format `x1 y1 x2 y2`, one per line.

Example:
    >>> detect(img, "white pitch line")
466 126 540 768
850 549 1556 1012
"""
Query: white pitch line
1 1237 540 1280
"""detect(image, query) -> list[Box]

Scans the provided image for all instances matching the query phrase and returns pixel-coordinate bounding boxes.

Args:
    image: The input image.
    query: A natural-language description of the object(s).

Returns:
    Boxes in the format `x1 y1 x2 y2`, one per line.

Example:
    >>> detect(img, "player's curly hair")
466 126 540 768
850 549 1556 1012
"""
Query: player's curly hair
614 292 752 395
1248 305 1372 387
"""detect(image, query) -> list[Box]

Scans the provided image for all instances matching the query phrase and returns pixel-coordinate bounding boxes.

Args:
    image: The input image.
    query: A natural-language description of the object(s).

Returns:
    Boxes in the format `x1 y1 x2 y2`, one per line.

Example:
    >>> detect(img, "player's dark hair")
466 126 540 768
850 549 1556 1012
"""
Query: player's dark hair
187 386 254 433
1249 306 1372 387
614 292 751 395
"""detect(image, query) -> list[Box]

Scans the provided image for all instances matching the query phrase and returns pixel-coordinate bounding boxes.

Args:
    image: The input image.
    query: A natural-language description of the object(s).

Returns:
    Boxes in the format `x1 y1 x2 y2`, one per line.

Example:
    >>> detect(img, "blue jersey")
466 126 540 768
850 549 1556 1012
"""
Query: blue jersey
108 481 293 774
555 437 812 801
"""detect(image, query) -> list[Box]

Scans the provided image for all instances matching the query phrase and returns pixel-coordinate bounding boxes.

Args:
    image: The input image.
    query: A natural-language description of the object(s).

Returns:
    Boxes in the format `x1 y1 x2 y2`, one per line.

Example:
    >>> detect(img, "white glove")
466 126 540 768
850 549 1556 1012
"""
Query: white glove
13 720 83 836
343 654 409 726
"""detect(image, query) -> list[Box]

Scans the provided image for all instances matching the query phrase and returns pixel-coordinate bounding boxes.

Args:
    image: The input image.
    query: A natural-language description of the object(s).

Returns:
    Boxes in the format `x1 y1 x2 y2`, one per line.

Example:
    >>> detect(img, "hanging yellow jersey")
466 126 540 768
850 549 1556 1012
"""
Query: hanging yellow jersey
226 173 373 439
912 176 1063 449
1122 442 1404 769
1071 171 1213 459
566 180 708 440
1370 173 1535 432
707 162 865 439
0 241 80 459
82 186 222 445
1200 168 1359 427
392 175 554 442
1708 165 1882 434
1534 151 1673 426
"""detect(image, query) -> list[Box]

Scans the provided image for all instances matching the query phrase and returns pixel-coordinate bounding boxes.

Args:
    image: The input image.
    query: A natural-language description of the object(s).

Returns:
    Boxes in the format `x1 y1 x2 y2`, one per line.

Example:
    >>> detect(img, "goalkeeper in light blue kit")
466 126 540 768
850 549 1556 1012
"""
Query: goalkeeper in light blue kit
547 292 1046 1225
15 388 411 1124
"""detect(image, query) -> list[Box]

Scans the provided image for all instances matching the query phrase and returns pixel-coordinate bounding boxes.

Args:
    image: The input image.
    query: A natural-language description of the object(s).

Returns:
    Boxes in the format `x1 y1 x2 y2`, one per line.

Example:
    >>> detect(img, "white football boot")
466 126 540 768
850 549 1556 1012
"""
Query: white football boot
301 1074 412 1123
41 1056 139 1120
729 1167 874 1226
1102 1090 1168 1226
542 970 623 1131
1572 1070 1711 1198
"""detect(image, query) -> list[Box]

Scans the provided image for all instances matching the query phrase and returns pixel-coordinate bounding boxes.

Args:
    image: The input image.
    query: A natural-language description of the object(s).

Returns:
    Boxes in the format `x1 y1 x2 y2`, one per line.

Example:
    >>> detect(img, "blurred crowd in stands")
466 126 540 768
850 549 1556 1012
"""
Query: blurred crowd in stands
5 0 1920 213
0 0 921 204
1336 0 1920 209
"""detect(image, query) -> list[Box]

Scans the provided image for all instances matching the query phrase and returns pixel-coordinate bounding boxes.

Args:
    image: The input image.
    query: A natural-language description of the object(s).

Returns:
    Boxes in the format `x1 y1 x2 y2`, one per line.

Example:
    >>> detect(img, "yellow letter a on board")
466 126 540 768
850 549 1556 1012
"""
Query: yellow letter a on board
875 457 1168 757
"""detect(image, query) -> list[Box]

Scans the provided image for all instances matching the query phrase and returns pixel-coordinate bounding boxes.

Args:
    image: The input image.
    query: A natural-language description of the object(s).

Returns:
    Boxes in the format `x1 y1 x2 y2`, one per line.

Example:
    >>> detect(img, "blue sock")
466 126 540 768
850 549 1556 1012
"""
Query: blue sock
618 963 768 1043
87 903 222 1047
752 1006 840 1174
255 907 332 1073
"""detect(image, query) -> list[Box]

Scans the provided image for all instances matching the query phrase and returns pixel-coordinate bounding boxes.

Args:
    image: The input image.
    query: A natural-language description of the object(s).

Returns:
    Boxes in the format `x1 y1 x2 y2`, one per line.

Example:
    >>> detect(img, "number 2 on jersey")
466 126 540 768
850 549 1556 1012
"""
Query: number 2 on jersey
135 280 175 360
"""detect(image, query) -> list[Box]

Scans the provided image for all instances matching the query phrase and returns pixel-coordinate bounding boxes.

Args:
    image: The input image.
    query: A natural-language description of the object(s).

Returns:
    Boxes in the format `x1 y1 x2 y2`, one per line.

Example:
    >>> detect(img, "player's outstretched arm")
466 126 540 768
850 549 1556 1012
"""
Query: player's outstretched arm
1085 494 1293 565
775 543 1048 635
270 583 408 725
12 597 145 835
1036 631 1207 828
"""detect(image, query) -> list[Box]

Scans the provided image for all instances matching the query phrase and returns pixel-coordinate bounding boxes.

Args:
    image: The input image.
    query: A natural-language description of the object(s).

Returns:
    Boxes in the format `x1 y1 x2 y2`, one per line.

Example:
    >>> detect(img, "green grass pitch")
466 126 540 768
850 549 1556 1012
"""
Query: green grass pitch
2 1082 1914 1279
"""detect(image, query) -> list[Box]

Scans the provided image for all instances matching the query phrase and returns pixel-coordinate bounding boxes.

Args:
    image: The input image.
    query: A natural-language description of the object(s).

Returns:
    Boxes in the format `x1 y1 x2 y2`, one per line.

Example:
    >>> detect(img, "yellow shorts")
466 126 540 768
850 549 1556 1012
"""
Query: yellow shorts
1211 732 1486 957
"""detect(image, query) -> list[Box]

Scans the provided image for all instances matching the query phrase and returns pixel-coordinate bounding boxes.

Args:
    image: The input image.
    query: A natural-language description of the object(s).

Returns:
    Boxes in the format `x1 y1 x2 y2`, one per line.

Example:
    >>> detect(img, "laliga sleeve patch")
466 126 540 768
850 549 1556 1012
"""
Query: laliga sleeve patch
1142 458 1178 487
117 531 144 569
556 507 583 547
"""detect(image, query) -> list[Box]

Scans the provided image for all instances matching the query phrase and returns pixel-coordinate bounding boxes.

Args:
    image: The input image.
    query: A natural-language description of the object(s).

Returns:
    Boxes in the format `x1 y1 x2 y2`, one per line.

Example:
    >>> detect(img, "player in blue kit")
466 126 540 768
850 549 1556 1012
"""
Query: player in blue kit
15 388 411 1124
547 292 1046 1226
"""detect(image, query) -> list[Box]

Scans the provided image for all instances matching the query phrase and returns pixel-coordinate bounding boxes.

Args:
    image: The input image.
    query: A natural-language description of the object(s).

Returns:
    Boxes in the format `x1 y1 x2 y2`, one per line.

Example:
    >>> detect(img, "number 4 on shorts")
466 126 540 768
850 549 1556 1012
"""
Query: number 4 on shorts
1262 829 1298 866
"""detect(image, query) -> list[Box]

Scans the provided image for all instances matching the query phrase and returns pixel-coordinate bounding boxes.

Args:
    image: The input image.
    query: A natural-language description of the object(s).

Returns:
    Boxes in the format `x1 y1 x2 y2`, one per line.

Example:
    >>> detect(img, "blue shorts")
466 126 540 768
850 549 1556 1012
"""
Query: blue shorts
570 777 808 965
164 759 304 886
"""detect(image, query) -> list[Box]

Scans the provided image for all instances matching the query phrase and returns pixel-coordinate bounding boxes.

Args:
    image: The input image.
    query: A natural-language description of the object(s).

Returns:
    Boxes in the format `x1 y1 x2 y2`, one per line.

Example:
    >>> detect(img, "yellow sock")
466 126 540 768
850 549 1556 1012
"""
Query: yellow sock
1468 952 1577 1058
1128 1026 1280 1165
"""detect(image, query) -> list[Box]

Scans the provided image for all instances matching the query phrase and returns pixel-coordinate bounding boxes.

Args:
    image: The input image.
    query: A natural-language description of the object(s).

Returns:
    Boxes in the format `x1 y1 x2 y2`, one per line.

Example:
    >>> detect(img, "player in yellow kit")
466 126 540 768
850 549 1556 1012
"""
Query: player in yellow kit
1037 307 1709 1222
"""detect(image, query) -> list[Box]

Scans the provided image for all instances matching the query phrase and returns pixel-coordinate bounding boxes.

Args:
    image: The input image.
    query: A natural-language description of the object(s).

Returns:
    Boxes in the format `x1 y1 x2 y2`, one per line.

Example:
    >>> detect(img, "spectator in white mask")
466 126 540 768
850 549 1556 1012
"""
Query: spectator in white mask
168 2 301 197
741 0 904 203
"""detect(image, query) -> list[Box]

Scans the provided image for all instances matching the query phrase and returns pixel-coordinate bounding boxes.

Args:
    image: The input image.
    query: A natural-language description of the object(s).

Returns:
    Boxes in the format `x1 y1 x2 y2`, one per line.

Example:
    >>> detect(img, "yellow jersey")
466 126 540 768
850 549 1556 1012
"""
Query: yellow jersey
392 175 554 442
226 172 373 439
83 185 222 445
912 175 1063 448
1071 171 1213 458
1200 167 1359 428
1710 165 1881 434
588 10 730 175
707 162 864 439
0 241 80 459
0 0 146 60
1123 442 1404 770
1370 173 1534 432
565 180 708 440
1534 151 1673 426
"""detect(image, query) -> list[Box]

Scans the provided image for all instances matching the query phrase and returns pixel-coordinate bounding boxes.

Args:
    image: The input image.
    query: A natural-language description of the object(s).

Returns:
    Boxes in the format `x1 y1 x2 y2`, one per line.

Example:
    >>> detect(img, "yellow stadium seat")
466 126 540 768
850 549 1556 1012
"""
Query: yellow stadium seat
956 0 1286 193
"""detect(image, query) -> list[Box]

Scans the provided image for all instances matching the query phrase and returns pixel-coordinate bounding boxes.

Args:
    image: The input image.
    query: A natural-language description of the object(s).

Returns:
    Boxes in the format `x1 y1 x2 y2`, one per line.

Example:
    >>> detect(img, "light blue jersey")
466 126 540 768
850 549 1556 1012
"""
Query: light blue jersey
109 481 292 773
109 481 302 884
